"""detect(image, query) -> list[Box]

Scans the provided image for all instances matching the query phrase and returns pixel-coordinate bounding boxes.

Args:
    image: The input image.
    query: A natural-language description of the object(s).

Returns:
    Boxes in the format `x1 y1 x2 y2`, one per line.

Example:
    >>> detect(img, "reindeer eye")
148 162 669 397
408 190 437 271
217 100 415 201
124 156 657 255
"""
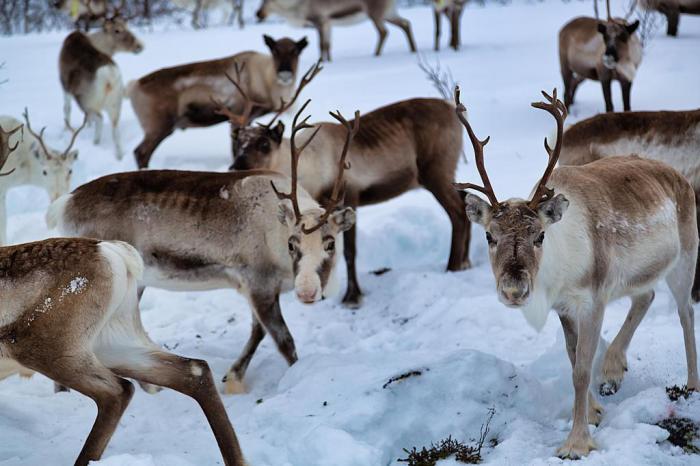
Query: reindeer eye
42 170 47 176
485 232 496 246
258 140 270 151
288 239 296 253
534 232 545 247
324 239 335 253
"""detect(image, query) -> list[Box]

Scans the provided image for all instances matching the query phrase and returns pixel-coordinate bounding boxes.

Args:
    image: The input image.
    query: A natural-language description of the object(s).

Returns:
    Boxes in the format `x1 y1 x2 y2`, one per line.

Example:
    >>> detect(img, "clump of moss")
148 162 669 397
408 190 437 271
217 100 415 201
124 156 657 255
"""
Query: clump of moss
398 409 495 466
666 385 695 401
656 417 700 453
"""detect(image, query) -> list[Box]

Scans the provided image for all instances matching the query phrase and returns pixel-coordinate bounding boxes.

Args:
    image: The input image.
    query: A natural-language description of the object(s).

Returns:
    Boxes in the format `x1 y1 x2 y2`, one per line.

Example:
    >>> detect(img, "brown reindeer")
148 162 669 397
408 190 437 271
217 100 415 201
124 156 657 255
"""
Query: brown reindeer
255 0 416 61
127 35 308 168
59 14 143 160
559 1 641 112
47 103 356 394
229 97 469 307
640 0 700 36
456 88 698 458
0 237 245 464
432 0 466 51
557 108 700 300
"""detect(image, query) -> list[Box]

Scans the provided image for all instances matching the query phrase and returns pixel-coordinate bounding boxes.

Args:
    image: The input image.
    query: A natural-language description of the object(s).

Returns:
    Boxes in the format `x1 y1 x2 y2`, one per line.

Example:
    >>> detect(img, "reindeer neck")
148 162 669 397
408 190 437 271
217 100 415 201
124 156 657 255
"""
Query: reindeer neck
87 32 116 56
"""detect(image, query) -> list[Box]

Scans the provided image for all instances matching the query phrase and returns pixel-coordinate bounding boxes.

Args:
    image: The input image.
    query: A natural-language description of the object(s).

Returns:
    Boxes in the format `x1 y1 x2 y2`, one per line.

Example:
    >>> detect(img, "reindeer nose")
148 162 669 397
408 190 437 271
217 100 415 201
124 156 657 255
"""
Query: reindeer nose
296 290 318 304
499 275 530 306
277 71 294 86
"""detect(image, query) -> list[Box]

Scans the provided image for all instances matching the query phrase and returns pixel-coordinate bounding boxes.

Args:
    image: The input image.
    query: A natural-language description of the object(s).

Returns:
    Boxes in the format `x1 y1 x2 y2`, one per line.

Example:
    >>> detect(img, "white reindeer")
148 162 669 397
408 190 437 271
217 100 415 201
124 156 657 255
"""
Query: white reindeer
0 112 84 245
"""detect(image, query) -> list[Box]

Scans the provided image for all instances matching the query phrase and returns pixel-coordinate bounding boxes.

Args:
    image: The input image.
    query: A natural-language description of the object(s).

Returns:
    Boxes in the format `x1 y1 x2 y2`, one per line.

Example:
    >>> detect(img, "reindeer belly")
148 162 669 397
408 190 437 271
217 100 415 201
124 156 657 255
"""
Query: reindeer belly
141 248 238 291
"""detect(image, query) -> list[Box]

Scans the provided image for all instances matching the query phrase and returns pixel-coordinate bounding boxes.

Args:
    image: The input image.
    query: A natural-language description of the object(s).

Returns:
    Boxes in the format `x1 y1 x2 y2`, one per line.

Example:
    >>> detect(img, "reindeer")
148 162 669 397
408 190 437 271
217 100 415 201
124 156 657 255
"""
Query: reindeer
640 0 700 36
0 111 84 245
47 103 356 394
127 34 308 168
59 13 142 161
255 0 416 61
171 0 245 29
228 81 469 307
559 1 641 112
455 88 698 459
53 0 108 31
0 237 246 465
557 109 700 300
432 0 466 51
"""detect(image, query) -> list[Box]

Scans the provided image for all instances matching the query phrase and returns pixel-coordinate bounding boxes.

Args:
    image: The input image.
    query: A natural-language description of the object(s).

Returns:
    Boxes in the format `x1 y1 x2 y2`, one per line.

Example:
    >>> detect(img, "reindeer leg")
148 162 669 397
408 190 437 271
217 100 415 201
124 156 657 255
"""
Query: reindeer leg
601 78 614 113
433 8 441 51
693 193 700 302
92 112 104 145
557 303 604 459
105 89 124 160
666 7 680 36
600 291 654 395
342 222 363 309
134 126 174 169
449 6 463 51
620 79 632 112
370 16 388 56
63 92 72 129
426 176 470 271
114 352 246 466
386 16 417 53
223 316 266 394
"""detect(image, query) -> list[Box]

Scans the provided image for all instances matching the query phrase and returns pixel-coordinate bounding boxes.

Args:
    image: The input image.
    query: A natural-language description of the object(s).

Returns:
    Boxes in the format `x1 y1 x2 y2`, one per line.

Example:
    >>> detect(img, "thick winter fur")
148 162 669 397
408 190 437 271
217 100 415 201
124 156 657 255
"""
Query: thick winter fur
558 16 642 112
432 0 466 51
256 0 416 61
0 238 246 465
558 109 700 299
49 169 355 393
128 35 307 168
59 19 143 160
231 98 469 307
640 0 700 36
465 156 699 459
0 116 77 245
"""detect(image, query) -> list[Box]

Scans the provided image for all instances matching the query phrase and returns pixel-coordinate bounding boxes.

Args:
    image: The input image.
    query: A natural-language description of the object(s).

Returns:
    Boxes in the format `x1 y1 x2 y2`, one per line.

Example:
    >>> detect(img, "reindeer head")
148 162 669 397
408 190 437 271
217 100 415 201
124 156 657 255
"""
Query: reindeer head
271 101 358 303
263 35 308 86
455 89 569 308
597 19 640 69
102 16 143 54
23 109 85 201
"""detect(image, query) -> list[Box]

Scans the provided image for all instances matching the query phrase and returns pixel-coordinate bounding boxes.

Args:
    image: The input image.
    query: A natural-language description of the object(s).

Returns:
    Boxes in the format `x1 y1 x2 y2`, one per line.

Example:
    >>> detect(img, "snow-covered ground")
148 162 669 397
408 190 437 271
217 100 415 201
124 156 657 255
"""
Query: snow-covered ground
2 1 700 465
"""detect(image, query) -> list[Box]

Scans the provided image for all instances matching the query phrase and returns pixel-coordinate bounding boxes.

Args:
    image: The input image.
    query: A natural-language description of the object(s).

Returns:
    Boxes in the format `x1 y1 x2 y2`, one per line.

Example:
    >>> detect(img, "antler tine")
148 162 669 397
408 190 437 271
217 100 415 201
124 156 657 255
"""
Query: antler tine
593 0 600 20
606 0 612 20
212 62 268 127
452 86 499 207
22 108 52 159
270 99 321 225
528 88 568 209
262 59 323 129
0 123 22 176
302 109 360 234
61 113 88 157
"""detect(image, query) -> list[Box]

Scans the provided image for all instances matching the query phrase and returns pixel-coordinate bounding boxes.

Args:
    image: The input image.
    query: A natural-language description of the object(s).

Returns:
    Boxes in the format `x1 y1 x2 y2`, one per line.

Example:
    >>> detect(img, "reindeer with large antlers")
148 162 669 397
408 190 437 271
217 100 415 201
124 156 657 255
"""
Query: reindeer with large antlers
456 88 698 459
230 96 470 307
47 102 356 394
128 35 308 168
59 8 143 160
0 111 84 245
559 0 642 112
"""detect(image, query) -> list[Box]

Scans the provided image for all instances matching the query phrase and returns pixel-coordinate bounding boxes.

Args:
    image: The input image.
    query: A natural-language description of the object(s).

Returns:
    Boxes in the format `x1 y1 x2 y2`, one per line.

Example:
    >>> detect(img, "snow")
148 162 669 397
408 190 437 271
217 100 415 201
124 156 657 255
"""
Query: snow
2 1 700 465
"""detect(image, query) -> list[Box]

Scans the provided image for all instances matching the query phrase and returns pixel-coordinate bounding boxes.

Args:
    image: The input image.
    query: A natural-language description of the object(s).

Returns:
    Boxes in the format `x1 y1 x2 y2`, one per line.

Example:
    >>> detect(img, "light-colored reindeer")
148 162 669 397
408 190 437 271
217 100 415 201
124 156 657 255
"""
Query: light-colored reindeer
255 0 416 61
0 120 247 466
0 111 84 246
59 14 143 160
559 0 641 112
456 88 698 459
432 0 466 51
47 102 357 394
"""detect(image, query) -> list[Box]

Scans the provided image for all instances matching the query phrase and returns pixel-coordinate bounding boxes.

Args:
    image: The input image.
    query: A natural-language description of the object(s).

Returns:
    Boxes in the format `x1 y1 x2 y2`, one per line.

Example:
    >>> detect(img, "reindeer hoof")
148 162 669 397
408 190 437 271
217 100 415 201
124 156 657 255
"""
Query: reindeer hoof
342 294 362 309
557 436 596 460
599 381 619 396
222 373 247 395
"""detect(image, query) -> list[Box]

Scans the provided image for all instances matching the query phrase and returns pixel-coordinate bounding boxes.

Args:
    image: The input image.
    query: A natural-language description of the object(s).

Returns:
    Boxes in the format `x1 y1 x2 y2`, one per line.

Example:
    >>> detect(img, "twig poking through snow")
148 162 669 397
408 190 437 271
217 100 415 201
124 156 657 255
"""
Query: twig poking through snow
383 369 424 389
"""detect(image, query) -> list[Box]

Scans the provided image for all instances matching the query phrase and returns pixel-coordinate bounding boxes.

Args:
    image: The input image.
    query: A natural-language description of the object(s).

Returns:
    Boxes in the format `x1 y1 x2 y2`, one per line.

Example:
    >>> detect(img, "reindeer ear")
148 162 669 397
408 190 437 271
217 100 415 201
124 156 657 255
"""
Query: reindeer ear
277 200 295 226
329 207 355 232
68 150 78 161
296 36 309 52
464 193 492 226
271 121 285 144
597 22 606 34
537 193 569 226
626 20 640 35
263 34 276 51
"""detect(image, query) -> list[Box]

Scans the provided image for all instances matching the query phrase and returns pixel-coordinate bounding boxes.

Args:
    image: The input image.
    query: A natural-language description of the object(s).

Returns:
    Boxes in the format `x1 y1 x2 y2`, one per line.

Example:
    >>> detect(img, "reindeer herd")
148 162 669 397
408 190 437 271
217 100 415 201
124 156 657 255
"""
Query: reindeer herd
1 0 700 464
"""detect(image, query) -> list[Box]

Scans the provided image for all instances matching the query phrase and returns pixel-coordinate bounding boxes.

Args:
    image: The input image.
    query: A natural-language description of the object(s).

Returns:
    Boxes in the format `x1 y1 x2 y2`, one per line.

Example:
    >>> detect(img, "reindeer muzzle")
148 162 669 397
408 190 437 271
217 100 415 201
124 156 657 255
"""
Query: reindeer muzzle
276 71 294 86
498 275 531 307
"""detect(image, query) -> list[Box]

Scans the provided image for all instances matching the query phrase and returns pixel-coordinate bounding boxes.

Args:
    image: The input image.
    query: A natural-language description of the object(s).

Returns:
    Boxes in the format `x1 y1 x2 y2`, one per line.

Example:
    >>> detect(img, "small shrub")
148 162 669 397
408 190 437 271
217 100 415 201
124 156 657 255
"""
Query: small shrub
666 385 695 401
656 417 700 453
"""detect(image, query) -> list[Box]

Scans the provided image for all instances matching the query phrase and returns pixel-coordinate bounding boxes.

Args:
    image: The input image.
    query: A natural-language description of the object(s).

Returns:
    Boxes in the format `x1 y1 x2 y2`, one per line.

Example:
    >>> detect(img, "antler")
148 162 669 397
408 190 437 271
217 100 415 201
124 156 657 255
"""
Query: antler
0 123 23 176
527 88 568 209
211 62 268 127
452 86 499 207
625 0 638 20
23 108 87 160
261 59 323 130
605 0 612 19
270 99 322 225
301 109 360 234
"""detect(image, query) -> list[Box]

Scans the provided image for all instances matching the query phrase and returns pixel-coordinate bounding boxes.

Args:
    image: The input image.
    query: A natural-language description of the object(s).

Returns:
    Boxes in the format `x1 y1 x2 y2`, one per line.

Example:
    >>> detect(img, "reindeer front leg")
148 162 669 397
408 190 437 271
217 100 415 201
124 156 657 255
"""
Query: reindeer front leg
601 78 614 113
558 302 605 459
